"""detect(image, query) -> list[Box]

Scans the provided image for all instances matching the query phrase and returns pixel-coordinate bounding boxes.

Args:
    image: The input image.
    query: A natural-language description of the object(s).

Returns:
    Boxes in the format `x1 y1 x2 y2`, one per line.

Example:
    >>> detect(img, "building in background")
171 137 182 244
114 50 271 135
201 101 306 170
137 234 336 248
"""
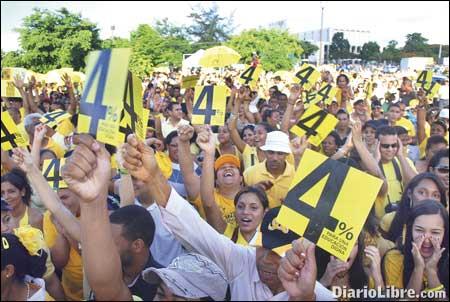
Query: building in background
299 28 371 63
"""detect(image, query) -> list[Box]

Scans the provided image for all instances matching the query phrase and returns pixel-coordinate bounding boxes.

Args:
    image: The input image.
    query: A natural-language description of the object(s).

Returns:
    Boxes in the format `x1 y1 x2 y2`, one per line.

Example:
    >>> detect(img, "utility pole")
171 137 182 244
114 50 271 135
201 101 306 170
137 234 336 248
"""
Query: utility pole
319 2 325 66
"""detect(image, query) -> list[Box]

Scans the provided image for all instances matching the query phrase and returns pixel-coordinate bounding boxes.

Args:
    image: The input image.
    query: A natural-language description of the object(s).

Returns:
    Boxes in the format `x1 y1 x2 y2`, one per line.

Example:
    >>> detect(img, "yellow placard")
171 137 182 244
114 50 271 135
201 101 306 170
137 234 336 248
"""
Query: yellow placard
191 85 227 126
181 75 200 89
1 80 22 98
1 67 28 82
293 63 320 91
415 70 441 98
290 104 338 146
117 72 144 144
1 110 28 151
313 83 338 105
276 149 383 261
142 108 150 131
364 81 373 100
42 158 68 190
238 65 263 90
78 48 131 146
39 110 72 129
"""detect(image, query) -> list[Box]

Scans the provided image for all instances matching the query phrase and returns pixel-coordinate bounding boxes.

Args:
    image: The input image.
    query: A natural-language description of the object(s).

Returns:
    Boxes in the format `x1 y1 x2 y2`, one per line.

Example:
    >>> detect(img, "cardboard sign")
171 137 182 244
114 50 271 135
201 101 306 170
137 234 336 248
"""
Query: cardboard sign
1 111 28 151
42 158 68 190
276 149 383 261
1 80 22 98
77 49 130 146
239 65 263 90
117 72 144 144
191 85 227 125
1 67 28 82
290 104 338 146
39 110 72 129
181 75 200 89
293 64 320 91
364 81 373 100
415 70 441 98
314 83 338 105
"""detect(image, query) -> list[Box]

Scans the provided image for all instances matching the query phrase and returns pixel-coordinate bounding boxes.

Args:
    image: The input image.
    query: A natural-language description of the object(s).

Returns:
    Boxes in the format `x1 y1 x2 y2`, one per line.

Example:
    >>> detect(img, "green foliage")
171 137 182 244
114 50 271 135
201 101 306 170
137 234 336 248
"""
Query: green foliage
101 37 131 49
17 7 101 72
154 18 188 39
403 32 431 56
1 50 24 67
187 3 234 44
381 40 402 63
299 40 319 58
359 41 381 61
226 28 304 71
329 32 350 61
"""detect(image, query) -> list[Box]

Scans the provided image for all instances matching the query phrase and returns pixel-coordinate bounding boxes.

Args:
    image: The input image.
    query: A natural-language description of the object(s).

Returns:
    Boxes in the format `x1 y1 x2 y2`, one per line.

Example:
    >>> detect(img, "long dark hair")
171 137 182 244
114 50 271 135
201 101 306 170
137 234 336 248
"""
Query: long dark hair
233 186 269 209
387 173 447 243
1 168 33 206
403 201 449 295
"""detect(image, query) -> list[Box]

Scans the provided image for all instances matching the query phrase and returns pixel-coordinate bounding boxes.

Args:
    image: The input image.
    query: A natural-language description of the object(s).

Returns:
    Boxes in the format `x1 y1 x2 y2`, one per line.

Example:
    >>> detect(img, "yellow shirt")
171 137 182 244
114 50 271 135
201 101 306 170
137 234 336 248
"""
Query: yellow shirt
395 117 416 137
45 138 65 159
243 160 295 209
383 249 404 289
379 211 396 234
192 189 236 228
375 158 417 219
55 119 74 136
223 224 261 246
17 121 30 144
419 134 449 159
19 107 25 122
43 212 83 301
19 206 30 227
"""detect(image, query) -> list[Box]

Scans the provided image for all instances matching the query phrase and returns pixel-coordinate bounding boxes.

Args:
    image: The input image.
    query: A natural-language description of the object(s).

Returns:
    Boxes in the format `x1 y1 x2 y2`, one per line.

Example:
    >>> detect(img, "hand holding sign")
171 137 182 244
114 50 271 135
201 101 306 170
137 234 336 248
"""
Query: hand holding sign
1 111 28 151
276 149 383 261
293 64 320 91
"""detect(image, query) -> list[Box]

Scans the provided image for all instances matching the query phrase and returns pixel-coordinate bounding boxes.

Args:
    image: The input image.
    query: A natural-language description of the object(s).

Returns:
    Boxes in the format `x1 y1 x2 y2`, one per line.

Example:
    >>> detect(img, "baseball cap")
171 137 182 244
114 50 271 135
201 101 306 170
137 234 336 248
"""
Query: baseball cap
371 100 382 109
254 206 300 257
1 198 11 212
260 131 292 154
214 154 241 171
353 99 365 106
142 253 228 301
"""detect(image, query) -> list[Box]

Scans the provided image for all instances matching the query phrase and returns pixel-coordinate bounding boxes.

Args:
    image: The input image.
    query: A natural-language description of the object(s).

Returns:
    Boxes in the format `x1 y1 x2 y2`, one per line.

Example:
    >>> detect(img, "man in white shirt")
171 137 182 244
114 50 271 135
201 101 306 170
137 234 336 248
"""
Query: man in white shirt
161 102 190 138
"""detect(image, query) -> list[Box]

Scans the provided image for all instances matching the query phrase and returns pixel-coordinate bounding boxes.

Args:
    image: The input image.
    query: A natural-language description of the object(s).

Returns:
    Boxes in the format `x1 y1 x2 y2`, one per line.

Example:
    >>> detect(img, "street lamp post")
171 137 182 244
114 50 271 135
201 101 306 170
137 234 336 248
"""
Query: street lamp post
319 2 325 66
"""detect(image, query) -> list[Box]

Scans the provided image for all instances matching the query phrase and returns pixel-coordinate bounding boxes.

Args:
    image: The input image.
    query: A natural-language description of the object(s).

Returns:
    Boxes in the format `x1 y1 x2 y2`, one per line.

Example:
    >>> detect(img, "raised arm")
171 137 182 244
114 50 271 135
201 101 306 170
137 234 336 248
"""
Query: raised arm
197 128 227 233
12 75 30 114
177 125 201 200
12 147 81 242
62 135 131 301
25 76 44 115
281 85 302 133
62 73 78 115
416 92 428 145
396 138 418 186
229 94 247 153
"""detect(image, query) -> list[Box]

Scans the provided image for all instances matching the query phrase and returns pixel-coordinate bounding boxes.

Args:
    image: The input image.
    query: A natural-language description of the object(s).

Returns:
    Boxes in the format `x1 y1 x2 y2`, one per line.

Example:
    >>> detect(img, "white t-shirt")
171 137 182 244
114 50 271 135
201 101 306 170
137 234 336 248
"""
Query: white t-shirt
161 118 190 138
24 275 47 301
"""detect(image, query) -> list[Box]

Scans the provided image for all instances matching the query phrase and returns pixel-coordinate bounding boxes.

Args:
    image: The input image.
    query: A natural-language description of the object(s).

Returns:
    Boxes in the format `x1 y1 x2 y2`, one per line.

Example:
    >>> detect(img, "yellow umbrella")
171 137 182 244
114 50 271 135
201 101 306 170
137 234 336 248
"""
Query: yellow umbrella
45 68 73 85
71 71 86 83
199 46 241 68
273 70 294 82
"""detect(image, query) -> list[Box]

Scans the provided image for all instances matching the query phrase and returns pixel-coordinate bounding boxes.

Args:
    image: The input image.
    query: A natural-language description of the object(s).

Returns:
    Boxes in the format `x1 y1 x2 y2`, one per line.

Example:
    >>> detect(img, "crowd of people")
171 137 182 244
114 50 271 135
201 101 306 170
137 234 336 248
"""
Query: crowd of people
1 59 449 301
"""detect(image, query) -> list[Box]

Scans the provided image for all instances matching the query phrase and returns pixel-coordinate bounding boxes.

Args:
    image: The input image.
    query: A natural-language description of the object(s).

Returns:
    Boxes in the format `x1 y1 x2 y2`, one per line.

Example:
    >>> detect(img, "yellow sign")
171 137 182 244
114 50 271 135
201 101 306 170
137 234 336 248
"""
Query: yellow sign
314 83 338 105
78 49 131 146
142 108 150 131
1 67 28 82
239 65 263 90
42 158 68 190
276 149 383 261
290 104 338 147
39 110 72 129
1 80 22 98
415 70 441 98
191 85 227 125
364 81 373 100
293 63 320 91
117 72 144 144
1 111 28 151
181 75 200 89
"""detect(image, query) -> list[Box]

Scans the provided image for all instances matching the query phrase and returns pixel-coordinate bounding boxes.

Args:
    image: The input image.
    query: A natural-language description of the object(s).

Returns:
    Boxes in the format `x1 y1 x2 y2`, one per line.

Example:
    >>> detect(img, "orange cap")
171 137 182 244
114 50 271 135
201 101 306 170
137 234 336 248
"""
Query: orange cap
214 154 241 171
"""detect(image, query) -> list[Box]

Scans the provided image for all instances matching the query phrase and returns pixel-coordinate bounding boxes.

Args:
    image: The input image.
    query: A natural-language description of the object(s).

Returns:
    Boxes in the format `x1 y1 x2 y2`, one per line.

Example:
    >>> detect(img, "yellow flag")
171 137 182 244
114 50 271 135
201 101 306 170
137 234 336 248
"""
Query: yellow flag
78 49 130 146
191 85 227 126
290 104 338 146
1 111 28 151
181 75 200 89
277 149 383 261
239 65 263 90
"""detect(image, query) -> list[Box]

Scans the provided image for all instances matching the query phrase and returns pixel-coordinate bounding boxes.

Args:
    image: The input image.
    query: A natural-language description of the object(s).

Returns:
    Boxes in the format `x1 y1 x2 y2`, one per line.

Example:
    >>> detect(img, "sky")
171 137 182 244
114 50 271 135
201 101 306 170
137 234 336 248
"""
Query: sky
1 1 449 51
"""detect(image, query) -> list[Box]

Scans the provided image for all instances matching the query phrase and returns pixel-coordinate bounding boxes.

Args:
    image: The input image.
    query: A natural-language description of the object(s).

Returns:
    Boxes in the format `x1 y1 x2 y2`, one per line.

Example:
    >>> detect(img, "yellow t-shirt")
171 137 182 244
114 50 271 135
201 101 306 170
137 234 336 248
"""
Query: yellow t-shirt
55 119 74 137
43 212 83 301
419 134 449 159
379 211 396 234
223 224 262 246
395 117 416 137
243 160 295 209
375 158 417 219
192 190 236 228
17 121 30 144
19 107 25 122
383 249 404 289
45 138 65 159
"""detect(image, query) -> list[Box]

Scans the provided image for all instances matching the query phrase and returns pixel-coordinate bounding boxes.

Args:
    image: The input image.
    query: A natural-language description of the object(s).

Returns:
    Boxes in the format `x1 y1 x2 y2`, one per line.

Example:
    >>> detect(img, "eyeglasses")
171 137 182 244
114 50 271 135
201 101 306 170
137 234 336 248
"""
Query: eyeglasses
380 143 398 149
435 166 449 174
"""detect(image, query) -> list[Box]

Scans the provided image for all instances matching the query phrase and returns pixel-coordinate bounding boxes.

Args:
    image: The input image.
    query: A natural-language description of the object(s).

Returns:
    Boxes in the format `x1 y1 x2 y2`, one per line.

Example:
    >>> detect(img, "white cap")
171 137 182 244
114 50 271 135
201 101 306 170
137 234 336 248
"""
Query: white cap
260 131 292 154
439 108 449 119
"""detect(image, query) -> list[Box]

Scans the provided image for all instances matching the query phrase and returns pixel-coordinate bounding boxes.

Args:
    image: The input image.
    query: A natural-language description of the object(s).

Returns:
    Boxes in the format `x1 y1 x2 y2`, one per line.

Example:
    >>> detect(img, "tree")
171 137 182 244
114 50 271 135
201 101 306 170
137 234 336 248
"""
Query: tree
359 41 380 62
154 18 187 39
381 40 402 63
299 41 319 59
403 32 431 56
101 37 131 49
1 50 24 67
329 32 350 61
17 8 101 72
227 28 304 71
187 3 235 46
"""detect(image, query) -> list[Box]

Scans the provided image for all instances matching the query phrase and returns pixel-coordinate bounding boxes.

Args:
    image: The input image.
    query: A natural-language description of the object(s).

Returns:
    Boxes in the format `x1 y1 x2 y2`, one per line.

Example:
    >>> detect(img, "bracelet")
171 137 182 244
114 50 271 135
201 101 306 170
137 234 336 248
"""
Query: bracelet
425 284 444 292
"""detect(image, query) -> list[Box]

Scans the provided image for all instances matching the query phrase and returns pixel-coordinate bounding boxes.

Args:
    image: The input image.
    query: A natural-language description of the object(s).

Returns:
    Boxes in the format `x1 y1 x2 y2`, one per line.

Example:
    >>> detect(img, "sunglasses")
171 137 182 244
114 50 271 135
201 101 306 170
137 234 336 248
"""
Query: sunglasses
435 166 449 174
380 143 398 149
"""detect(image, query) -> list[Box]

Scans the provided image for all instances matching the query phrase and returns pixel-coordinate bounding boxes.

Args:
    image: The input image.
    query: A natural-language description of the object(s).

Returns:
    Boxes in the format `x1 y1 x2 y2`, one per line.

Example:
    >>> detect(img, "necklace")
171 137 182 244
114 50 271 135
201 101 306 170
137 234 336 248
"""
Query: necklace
26 282 30 300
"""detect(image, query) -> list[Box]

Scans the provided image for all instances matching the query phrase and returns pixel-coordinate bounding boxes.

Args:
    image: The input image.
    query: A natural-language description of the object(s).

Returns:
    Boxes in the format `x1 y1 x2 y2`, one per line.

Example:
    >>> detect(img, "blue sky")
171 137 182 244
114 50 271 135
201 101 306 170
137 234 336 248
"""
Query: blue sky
2 1 449 51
